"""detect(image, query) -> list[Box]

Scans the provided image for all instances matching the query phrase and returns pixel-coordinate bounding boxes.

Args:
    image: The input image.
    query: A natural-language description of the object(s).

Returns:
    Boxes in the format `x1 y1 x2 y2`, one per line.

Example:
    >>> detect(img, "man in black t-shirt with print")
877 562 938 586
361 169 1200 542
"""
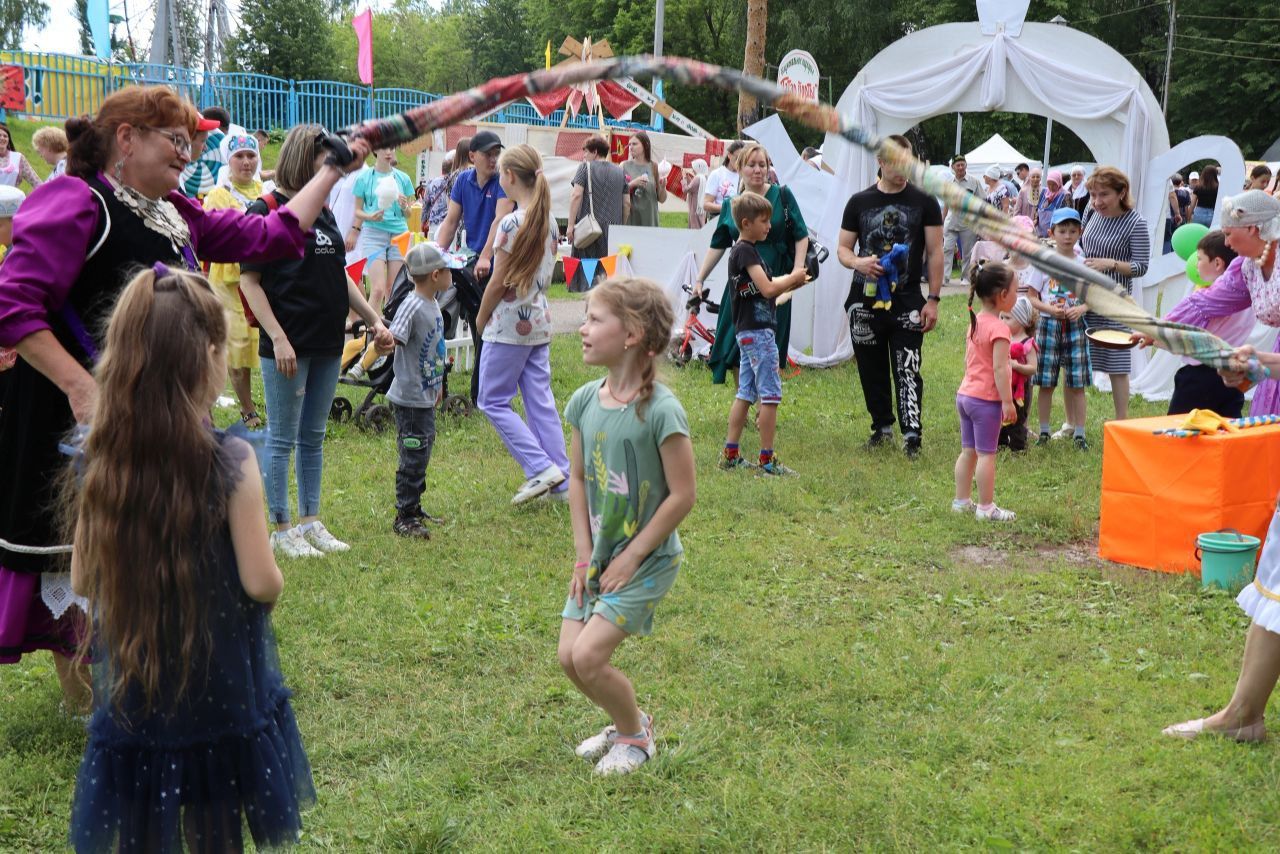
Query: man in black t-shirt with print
838 134 944 458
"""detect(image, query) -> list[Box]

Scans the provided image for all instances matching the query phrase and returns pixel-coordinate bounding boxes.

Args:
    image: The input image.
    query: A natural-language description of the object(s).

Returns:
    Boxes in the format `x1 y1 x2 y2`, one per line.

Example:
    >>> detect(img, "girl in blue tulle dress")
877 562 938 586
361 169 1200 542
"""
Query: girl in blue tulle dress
67 264 313 853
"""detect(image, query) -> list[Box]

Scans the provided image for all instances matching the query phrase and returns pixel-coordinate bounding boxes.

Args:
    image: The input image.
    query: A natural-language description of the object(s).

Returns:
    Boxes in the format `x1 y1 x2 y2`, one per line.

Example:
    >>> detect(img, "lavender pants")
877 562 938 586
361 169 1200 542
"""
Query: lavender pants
956 393 1003 455
477 341 570 489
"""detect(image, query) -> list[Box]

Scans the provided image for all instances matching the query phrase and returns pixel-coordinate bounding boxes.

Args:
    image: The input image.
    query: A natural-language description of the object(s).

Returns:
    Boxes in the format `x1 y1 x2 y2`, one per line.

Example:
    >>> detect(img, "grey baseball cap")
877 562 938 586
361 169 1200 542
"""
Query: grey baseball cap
406 242 467 277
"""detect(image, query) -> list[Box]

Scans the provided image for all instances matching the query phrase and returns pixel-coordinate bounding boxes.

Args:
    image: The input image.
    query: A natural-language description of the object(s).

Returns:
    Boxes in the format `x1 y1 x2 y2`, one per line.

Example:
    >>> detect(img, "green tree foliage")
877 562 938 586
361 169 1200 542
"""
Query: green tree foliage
1 0 50 51
227 0 336 80
325 0 477 93
73 0 92 55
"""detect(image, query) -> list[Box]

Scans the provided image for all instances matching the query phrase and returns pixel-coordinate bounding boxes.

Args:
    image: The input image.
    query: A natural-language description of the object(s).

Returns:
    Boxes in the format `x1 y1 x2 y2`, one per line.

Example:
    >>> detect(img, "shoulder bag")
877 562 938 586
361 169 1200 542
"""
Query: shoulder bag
780 185 827 281
573 162 604 250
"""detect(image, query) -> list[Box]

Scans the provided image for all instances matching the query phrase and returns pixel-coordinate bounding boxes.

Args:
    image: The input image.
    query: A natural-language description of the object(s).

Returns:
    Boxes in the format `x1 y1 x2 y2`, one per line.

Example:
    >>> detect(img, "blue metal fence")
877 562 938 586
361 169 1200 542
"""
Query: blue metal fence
206 72 293 132
0 50 649 133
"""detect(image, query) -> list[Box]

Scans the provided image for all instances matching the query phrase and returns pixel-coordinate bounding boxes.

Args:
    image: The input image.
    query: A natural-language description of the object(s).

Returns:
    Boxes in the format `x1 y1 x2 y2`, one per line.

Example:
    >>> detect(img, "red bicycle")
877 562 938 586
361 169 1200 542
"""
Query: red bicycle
670 284 719 367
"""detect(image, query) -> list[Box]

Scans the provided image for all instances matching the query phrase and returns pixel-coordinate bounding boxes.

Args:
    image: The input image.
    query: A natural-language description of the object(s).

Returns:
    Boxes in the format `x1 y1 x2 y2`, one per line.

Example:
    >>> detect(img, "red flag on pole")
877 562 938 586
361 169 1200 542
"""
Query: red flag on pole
352 9 374 85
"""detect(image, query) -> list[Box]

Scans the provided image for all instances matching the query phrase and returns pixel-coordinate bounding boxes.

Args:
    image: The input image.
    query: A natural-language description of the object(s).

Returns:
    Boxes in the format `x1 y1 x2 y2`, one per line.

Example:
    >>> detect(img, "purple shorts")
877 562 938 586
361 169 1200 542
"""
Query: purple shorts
956 393 1002 454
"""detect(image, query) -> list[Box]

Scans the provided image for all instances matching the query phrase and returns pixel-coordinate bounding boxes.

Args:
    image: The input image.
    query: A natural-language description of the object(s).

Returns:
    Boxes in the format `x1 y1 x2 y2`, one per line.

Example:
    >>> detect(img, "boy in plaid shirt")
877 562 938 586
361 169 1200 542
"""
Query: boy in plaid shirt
1026 207 1091 450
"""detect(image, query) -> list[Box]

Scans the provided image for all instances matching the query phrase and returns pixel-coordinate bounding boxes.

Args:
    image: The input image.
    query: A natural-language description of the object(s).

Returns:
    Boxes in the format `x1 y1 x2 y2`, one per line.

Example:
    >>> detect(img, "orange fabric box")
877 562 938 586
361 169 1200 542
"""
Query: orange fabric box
1099 415 1280 573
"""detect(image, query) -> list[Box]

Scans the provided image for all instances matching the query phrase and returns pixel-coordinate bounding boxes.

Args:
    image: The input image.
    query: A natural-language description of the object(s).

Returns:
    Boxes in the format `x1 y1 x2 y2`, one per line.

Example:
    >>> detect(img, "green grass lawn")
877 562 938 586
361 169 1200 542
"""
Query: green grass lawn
5 302 1278 850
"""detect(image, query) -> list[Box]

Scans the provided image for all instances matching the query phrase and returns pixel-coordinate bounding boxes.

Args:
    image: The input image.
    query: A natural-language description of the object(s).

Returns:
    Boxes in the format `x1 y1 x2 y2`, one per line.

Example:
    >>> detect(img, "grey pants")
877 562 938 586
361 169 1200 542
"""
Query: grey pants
394 405 437 516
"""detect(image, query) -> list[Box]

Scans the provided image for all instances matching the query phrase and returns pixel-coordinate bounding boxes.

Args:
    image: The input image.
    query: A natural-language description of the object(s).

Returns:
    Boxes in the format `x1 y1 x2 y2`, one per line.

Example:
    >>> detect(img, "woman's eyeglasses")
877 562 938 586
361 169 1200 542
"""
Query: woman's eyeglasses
144 127 192 156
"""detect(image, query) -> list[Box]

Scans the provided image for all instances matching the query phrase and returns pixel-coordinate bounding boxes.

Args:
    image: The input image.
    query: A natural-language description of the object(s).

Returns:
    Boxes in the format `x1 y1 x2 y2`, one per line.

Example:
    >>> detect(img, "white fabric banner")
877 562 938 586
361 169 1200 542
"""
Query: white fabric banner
845 32 1152 200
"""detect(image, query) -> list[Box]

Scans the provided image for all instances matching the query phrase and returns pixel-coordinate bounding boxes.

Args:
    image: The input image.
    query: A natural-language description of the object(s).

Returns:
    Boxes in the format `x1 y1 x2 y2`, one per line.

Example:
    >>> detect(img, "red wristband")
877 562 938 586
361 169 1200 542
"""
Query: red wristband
574 561 589 569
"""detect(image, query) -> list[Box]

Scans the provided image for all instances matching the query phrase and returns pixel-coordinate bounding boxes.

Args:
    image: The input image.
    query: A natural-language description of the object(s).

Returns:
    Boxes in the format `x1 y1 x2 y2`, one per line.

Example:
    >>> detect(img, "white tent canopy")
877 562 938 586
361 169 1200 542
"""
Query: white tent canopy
964 133 1040 172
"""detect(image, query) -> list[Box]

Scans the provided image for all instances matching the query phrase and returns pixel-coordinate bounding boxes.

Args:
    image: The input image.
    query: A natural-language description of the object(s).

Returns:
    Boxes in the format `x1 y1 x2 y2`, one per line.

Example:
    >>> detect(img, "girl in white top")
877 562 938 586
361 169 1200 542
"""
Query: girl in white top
0 122 42 190
476 144 570 505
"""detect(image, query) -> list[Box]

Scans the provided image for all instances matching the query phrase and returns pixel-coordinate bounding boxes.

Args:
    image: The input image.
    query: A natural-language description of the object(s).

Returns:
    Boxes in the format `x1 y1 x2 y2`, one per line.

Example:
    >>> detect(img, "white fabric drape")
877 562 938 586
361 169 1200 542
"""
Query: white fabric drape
847 33 1151 197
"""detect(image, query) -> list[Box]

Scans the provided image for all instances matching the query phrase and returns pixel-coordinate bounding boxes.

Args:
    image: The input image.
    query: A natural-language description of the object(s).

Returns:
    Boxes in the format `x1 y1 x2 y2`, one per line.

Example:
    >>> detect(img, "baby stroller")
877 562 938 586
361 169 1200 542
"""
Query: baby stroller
330 264 483 431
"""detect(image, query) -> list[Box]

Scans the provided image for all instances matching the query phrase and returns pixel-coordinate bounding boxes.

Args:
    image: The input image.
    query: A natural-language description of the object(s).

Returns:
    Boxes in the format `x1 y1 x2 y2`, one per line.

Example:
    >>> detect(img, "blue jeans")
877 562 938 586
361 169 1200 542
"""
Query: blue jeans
735 328 782 405
261 355 341 524
1192 207 1214 227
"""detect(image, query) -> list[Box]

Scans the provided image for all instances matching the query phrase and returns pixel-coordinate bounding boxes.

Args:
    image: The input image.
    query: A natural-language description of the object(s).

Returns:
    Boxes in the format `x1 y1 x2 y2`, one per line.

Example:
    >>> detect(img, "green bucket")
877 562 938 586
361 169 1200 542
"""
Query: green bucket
1195 529 1261 592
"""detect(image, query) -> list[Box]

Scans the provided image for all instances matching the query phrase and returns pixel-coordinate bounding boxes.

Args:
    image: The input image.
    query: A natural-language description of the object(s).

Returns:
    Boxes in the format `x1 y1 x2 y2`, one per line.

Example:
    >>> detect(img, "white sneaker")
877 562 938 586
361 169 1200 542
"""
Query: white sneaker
511 465 566 505
1051 422 1075 440
271 527 323 559
345 362 366 382
593 727 656 776
951 499 975 513
300 521 350 553
975 504 1017 522
575 725 617 762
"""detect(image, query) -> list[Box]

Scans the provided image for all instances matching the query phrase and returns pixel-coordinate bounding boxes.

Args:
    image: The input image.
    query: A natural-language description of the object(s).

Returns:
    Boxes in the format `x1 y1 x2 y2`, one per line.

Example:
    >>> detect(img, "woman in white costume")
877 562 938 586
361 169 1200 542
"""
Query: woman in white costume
1163 190 1280 743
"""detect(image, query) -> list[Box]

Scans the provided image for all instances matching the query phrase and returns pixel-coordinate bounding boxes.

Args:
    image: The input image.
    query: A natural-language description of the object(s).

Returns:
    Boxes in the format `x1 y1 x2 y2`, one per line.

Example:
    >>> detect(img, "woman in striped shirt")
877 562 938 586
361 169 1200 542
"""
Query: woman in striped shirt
1081 166 1150 420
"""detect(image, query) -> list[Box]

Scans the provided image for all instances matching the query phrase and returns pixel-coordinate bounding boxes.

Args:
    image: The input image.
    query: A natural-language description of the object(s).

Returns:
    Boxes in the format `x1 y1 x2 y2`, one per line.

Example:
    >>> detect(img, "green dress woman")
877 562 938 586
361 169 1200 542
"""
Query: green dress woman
622 131 666 227
696 144 808 384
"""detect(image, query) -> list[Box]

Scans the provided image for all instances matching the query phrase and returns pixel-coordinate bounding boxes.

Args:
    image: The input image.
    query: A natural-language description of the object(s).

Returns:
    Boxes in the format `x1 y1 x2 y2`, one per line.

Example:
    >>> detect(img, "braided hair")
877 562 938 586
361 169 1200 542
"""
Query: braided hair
968 261 1014 339
586 277 675 420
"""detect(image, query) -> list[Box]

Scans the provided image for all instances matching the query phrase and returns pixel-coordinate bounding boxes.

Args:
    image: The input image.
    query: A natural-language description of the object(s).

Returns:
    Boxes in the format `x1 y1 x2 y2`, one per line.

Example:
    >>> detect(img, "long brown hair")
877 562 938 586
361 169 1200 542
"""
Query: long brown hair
65 86 198 180
1200 164 1220 192
587 277 675 420
72 266 229 714
631 130 660 187
451 136 472 175
497 144 553 297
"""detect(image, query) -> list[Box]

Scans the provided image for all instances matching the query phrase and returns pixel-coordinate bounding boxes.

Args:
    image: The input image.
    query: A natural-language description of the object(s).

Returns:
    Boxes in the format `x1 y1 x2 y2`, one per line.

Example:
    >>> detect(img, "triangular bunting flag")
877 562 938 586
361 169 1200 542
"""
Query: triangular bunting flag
580 258 599 287
562 256 580 286
391 231 411 258
600 255 617 278
345 257 368 282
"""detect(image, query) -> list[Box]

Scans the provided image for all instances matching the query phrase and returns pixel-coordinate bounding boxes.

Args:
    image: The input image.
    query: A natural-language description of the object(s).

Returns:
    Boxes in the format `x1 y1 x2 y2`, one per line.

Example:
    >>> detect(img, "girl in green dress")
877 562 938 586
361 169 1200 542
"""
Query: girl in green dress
694 143 810 384
622 131 667 227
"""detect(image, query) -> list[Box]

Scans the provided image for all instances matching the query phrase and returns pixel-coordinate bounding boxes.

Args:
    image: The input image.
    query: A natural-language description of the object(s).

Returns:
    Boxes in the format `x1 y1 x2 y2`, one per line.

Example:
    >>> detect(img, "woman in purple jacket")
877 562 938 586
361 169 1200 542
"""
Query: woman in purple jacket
0 86 367 709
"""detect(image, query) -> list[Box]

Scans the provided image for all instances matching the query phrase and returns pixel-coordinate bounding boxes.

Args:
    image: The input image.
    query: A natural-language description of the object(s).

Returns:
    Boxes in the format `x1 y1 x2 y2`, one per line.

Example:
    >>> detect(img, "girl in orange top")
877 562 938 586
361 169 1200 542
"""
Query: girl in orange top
953 262 1018 521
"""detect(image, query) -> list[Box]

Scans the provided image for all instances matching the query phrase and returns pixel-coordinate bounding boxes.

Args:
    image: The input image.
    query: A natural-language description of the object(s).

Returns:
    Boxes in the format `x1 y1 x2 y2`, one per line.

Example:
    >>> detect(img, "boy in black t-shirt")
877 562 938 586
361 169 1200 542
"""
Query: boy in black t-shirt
720 192 807 476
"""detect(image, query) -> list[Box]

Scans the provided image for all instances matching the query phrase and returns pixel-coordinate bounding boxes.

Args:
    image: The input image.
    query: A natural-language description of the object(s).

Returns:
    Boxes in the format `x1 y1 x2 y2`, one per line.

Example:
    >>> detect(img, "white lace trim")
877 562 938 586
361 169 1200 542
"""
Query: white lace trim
40 572 88 620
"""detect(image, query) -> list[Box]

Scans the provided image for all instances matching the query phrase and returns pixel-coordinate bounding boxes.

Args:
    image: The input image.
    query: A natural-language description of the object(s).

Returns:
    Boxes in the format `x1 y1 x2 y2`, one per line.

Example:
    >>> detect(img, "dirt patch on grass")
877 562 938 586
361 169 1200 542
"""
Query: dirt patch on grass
949 540 1105 571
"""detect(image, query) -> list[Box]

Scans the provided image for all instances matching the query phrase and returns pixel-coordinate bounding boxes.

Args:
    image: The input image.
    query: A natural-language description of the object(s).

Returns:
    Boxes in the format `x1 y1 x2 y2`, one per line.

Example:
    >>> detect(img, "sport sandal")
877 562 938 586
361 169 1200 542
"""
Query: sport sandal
593 731 656 776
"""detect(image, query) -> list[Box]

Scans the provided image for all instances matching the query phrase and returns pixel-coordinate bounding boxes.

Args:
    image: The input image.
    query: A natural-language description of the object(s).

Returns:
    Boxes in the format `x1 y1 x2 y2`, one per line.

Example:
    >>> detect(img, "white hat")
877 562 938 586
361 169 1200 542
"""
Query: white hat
0 185 24 218
1190 171 1200 180
983 164 1003 180
1220 190 1280 241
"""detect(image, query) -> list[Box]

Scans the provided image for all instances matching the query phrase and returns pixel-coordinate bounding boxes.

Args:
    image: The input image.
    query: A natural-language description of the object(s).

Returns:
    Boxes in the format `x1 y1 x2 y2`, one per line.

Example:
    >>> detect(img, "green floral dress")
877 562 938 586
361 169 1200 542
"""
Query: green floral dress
561 380 688 636
706 184 807 384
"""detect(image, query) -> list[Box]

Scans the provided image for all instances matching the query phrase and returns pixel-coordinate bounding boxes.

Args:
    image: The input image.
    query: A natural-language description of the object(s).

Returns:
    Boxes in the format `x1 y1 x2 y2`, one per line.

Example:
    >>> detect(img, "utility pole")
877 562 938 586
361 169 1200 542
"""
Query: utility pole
1162 0 1176 115
653 0 665 132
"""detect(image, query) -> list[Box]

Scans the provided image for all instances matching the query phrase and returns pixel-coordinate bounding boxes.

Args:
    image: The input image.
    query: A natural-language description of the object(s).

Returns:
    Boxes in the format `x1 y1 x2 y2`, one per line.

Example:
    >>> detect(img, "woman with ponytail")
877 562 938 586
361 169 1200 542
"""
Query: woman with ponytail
476 144 570 504
0 86 368 707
